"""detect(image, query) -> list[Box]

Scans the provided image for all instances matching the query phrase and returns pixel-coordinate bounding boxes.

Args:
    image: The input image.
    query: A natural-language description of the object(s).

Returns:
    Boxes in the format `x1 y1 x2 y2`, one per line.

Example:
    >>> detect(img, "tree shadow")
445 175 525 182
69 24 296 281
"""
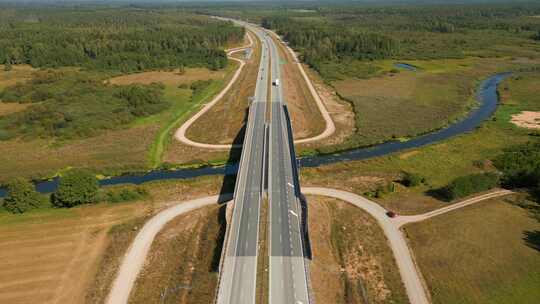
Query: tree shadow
523 230 540 252
425 187 451 202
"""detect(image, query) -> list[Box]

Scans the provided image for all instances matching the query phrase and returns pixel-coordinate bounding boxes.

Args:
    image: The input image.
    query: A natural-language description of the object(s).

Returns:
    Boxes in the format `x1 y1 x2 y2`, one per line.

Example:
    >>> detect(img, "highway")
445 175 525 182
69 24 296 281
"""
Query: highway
267 28 311 304
215 22 269 304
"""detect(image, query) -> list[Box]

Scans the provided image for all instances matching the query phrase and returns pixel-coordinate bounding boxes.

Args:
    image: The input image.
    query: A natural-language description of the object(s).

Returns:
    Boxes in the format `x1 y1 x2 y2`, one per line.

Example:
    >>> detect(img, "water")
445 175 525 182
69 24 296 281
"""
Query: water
0 72 511 198
299 72 512 167
394 63 418 71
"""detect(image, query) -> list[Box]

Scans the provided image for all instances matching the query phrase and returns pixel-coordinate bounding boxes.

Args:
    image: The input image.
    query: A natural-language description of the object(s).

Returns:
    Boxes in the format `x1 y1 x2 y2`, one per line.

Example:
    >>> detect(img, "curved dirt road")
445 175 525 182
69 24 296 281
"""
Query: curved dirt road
174 32 255 149
106 194 232 304
106 186 510 304
266 30 336 144
176 24 336 150
393 189 513 227
303 187 430 304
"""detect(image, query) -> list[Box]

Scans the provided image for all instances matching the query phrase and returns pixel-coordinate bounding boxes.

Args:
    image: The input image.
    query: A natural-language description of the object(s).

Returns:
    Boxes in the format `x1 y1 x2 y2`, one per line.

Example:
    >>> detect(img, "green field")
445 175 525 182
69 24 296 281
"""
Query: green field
302 69 540 213
405 196 540 304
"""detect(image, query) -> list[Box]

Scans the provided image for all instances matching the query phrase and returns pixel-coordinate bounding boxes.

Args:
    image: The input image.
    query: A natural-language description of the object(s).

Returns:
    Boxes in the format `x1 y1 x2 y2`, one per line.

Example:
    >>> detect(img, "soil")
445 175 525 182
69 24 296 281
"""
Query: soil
510 111 540 129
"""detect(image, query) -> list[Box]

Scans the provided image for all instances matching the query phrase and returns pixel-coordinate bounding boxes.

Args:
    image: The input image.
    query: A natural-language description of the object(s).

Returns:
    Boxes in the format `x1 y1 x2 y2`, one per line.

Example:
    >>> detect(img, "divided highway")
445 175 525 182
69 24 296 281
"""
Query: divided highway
215 22 269 304
216 19 311 304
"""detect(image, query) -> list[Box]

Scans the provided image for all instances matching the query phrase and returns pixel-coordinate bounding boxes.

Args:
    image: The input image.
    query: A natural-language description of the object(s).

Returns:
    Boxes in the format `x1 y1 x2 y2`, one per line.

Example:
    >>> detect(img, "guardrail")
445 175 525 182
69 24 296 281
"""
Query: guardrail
283 105 315 304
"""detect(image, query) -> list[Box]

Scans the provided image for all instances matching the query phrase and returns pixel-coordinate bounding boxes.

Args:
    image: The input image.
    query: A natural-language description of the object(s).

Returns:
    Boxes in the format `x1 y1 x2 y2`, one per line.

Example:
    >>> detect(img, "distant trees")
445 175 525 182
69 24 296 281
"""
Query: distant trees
261 16 399 72
52 170 99 208
3 178 43 214
0 10 243 72
534 31 540 41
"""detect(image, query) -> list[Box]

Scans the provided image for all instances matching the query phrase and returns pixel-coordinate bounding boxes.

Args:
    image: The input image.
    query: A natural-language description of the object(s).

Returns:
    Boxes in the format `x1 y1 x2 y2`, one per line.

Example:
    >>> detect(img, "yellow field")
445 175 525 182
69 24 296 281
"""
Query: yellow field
108 68 226 86
0 177 225 304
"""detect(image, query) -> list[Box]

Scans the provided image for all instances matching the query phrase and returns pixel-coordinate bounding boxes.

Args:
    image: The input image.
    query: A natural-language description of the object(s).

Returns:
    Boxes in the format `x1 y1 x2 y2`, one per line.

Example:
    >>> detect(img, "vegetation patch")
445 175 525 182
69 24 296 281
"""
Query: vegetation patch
129 205 225 304
307 196 408 304
436 172 499 201
405 196 540 304
0 70 168 140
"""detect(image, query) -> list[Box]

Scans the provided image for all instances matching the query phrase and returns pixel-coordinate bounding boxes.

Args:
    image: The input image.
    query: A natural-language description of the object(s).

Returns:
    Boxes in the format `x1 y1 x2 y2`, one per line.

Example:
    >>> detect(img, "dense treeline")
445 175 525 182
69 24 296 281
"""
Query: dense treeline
0 9 244 72
0 70 169 140
493 141 540 201
238 3 540 79
262 16 398 71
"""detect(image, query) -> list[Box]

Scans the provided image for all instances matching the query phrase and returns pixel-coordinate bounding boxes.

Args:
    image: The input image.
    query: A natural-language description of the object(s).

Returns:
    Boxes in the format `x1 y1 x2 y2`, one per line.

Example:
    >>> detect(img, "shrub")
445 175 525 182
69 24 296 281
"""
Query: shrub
493 141 540 189
401 172 425 187
440 173 500 201
102 187 148 203
3 178 43 213
52 169 99 208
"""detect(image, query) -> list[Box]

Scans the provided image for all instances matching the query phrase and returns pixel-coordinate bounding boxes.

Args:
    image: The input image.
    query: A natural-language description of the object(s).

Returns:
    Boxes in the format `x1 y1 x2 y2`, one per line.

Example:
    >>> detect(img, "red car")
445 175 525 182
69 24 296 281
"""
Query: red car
386 211 397 218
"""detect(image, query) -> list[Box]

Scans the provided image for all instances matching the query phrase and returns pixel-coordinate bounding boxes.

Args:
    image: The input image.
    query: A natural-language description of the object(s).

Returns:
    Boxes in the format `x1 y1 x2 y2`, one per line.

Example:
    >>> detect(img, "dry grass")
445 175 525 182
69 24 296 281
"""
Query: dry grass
307 195 409 304
0 102 31 116
333 57 519 147
0 176 225 304
185 32 260 144
405 196 540 304
108 68 226 86
272 36 325 139
0 125 158 182
296 64 355 153
0 65 35 91
129 205 225 304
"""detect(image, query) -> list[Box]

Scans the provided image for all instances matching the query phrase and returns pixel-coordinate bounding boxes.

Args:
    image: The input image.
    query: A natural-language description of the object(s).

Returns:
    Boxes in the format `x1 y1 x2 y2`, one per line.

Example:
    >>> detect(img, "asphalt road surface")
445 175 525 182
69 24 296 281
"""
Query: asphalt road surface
216 22 269 304
267 28 311 304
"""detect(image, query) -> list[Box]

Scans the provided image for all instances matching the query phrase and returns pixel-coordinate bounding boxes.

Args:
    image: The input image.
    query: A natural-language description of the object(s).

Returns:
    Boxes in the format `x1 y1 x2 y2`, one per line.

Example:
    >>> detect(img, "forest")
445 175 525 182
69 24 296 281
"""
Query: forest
243 3 540 80
0 8 244 72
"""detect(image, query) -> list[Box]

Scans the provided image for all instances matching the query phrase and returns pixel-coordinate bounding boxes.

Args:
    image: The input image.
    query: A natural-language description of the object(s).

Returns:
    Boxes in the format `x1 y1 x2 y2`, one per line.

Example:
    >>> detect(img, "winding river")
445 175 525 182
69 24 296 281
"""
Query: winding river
0 72 511 197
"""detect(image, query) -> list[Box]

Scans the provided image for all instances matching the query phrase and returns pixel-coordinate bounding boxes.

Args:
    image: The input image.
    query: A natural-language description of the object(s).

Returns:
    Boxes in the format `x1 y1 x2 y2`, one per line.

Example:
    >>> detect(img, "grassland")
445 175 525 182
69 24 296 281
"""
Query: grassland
330 57 521 149
301 68 540 214
307 195 408 304
0 175 226 304
128 205 225 304
186 32 260 145
271 34 326 140
0 62 237 182
405 195 540 304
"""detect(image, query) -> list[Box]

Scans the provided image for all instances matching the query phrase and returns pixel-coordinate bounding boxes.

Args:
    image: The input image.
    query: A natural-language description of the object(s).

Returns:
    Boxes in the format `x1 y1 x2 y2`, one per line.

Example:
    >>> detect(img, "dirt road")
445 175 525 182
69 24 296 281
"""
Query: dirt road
106 194 232 304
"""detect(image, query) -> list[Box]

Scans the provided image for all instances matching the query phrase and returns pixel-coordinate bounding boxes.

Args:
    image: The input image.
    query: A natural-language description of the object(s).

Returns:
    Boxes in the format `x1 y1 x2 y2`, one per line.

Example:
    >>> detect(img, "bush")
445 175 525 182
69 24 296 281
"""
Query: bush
401 172 425 187
102 187 148 203
3 178 43 213
440 173 500 201
493 141 540 189
52 170 99 208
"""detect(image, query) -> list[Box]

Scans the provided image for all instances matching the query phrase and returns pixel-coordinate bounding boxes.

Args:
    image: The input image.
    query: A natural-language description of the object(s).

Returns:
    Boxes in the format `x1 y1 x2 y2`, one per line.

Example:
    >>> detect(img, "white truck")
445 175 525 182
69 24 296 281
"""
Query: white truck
273 78 280 86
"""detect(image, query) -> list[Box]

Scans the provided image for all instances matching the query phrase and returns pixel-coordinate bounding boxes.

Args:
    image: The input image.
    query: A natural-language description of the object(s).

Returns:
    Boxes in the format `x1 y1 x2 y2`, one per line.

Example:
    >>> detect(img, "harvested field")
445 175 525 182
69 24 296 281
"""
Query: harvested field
185 31 260 145
108 68 226 86
307 195 409 304
128 205 225 304
405 196 540 304
0 176 225 304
